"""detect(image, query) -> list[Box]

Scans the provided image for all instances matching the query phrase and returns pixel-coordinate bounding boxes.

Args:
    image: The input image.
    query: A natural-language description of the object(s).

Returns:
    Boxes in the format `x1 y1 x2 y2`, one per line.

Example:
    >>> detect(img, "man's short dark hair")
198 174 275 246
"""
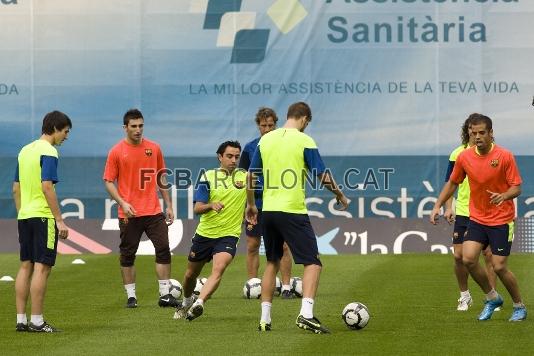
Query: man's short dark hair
41 111 72 135
124 109 143 126
468 113 492 131
287 102 312 122
216 141 241 156
255 107 278 125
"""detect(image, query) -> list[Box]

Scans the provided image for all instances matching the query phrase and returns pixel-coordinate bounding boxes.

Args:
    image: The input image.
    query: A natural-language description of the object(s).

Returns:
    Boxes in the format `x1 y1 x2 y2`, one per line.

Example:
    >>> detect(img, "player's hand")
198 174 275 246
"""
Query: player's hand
335 194 349 211
487 190 504 206
165 207 174 226
211 202 225 213
56 220 69 239
429 207 441 225
443 208 455 224
121 202 136 217
245 205 258 225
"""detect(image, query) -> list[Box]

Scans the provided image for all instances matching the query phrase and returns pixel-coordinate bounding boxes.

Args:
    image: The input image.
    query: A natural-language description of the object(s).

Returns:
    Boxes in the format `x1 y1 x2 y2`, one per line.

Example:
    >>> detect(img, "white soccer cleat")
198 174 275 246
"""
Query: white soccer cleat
457 295 473 311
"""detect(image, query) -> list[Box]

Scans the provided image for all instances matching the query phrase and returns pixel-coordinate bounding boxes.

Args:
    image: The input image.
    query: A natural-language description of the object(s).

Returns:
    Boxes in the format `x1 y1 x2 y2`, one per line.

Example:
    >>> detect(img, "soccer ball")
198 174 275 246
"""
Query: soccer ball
194 277 207 296
243 278 262 299
342 302 370 330
290 277 303 298
274 277 282 297
169 279 182 299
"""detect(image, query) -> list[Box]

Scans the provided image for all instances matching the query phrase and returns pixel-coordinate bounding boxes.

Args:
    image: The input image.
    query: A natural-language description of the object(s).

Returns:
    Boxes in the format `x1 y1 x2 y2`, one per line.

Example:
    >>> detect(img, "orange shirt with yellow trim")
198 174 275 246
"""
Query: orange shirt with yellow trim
450 144 521 226
103 138 165 218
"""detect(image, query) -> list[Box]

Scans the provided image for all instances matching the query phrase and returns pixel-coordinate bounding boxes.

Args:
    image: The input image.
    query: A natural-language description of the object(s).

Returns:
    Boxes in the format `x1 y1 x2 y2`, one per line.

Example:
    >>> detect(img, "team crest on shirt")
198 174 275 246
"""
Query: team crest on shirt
490 159 499 167
145 148 153 157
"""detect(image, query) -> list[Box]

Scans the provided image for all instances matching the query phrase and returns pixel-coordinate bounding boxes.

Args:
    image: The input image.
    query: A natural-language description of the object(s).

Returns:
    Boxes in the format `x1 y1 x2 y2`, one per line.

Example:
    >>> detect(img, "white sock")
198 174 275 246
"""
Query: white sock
158 279 170 296
486 289 498 301
300 298 314 319
513 302 525 308
17 314 27 324
261 302 272 324
124 283 136 299
30 314 44 326
183 296 194 308
281 285 291 292
194 298 204 306
460 290 471 299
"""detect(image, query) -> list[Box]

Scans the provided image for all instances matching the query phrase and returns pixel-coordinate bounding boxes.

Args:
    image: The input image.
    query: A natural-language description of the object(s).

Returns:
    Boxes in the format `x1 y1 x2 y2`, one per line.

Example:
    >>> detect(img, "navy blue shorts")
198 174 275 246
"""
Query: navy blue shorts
262 211 321 266
244 210 263 238
452 215 469 244
18 218 58 266
188 234 238 262
465 219 514 256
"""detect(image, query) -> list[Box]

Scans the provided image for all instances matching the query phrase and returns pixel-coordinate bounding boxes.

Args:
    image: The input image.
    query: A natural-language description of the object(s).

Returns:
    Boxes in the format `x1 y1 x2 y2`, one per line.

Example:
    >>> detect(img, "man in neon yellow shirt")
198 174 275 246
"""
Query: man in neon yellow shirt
13 111 72 333
173 141 247 321
443 116 496 311
246 102 349 334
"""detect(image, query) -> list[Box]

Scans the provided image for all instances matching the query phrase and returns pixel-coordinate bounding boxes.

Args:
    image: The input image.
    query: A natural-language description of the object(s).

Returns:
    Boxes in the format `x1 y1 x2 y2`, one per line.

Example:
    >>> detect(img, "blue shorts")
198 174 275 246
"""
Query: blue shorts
465 219 514 256
188 234 238 262
245 210 263 238
452 215 469 244
18 218 58 266
262 211 321 266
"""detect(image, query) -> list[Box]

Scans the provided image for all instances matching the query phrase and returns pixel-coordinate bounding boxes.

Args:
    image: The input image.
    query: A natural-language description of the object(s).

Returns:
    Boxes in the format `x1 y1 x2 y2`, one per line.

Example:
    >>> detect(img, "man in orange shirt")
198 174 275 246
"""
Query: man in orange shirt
103 109 177 308
430 113 526 322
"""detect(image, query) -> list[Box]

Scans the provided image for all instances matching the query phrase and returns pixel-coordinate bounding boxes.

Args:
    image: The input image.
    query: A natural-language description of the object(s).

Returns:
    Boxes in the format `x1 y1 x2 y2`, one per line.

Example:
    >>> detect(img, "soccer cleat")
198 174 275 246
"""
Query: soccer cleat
158 294 179 308
258 321 272 331
296 315 330 334
186 304 204 321
477 295 504 321
16 323 28 332
509 306 527 322
281 290 295 299
28 321 61 333
457 295 473 311
126 297 138 308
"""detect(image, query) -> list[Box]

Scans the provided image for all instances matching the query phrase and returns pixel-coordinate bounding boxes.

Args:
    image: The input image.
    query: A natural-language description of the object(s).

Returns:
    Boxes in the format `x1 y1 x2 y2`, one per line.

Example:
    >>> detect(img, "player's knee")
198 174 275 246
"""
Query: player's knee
491 262 507 275
462 256 476 269
120 254 136 267
453 252 463 264
155 247 171 264
247 238 260 253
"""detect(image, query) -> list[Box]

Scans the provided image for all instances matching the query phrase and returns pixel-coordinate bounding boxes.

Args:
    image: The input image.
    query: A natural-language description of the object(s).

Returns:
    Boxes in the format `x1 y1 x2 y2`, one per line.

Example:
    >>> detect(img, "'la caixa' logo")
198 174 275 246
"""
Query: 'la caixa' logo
190 0 308 63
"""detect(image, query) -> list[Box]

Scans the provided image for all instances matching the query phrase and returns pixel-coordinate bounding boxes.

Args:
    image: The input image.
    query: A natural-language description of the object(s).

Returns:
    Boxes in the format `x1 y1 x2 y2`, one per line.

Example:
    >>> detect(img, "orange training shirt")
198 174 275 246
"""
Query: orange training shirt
103 138 165 218
450 144 521 226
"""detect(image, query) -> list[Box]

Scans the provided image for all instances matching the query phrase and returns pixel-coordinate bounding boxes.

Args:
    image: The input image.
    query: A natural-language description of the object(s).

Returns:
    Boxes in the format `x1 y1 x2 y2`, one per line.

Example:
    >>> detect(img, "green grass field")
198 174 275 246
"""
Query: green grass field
0 254 532 355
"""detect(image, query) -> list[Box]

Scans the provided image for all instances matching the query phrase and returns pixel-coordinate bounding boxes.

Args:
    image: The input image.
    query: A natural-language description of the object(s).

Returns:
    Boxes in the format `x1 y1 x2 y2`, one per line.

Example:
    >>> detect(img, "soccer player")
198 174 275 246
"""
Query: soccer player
246 102 349 333
239 107 294 298
443 116 497 311
13 111 72 332
430 113 527 322
103 109 177 309
173 141 247 321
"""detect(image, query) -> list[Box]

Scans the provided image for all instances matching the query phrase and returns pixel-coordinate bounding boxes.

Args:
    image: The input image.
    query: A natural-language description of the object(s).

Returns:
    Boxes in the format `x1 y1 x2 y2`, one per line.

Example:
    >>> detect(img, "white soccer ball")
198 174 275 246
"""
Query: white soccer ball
194 277 207 296
243 277 262 299
342 302 370 330
274 277 282 297
290 277 303 298
169 279 183 299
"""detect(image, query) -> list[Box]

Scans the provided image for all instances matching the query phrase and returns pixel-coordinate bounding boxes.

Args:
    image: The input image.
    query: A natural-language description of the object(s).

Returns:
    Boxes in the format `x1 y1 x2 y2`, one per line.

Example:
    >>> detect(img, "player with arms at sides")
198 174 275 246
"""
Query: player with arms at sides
239 107 295 298
431 113 526 322
13 111 72 332
246 102 349 333
103 109 177 309
443 116 497 311
173 141 247 321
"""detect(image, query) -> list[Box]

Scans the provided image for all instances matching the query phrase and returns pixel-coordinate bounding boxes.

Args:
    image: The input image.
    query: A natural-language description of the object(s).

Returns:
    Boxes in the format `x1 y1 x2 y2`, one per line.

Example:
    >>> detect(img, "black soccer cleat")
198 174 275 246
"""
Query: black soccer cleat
296 315 330 334
126 297 138 308
186 304 204 321
28 321 61 333
281 290 296 299
158 294 179 308
16 323 28 332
